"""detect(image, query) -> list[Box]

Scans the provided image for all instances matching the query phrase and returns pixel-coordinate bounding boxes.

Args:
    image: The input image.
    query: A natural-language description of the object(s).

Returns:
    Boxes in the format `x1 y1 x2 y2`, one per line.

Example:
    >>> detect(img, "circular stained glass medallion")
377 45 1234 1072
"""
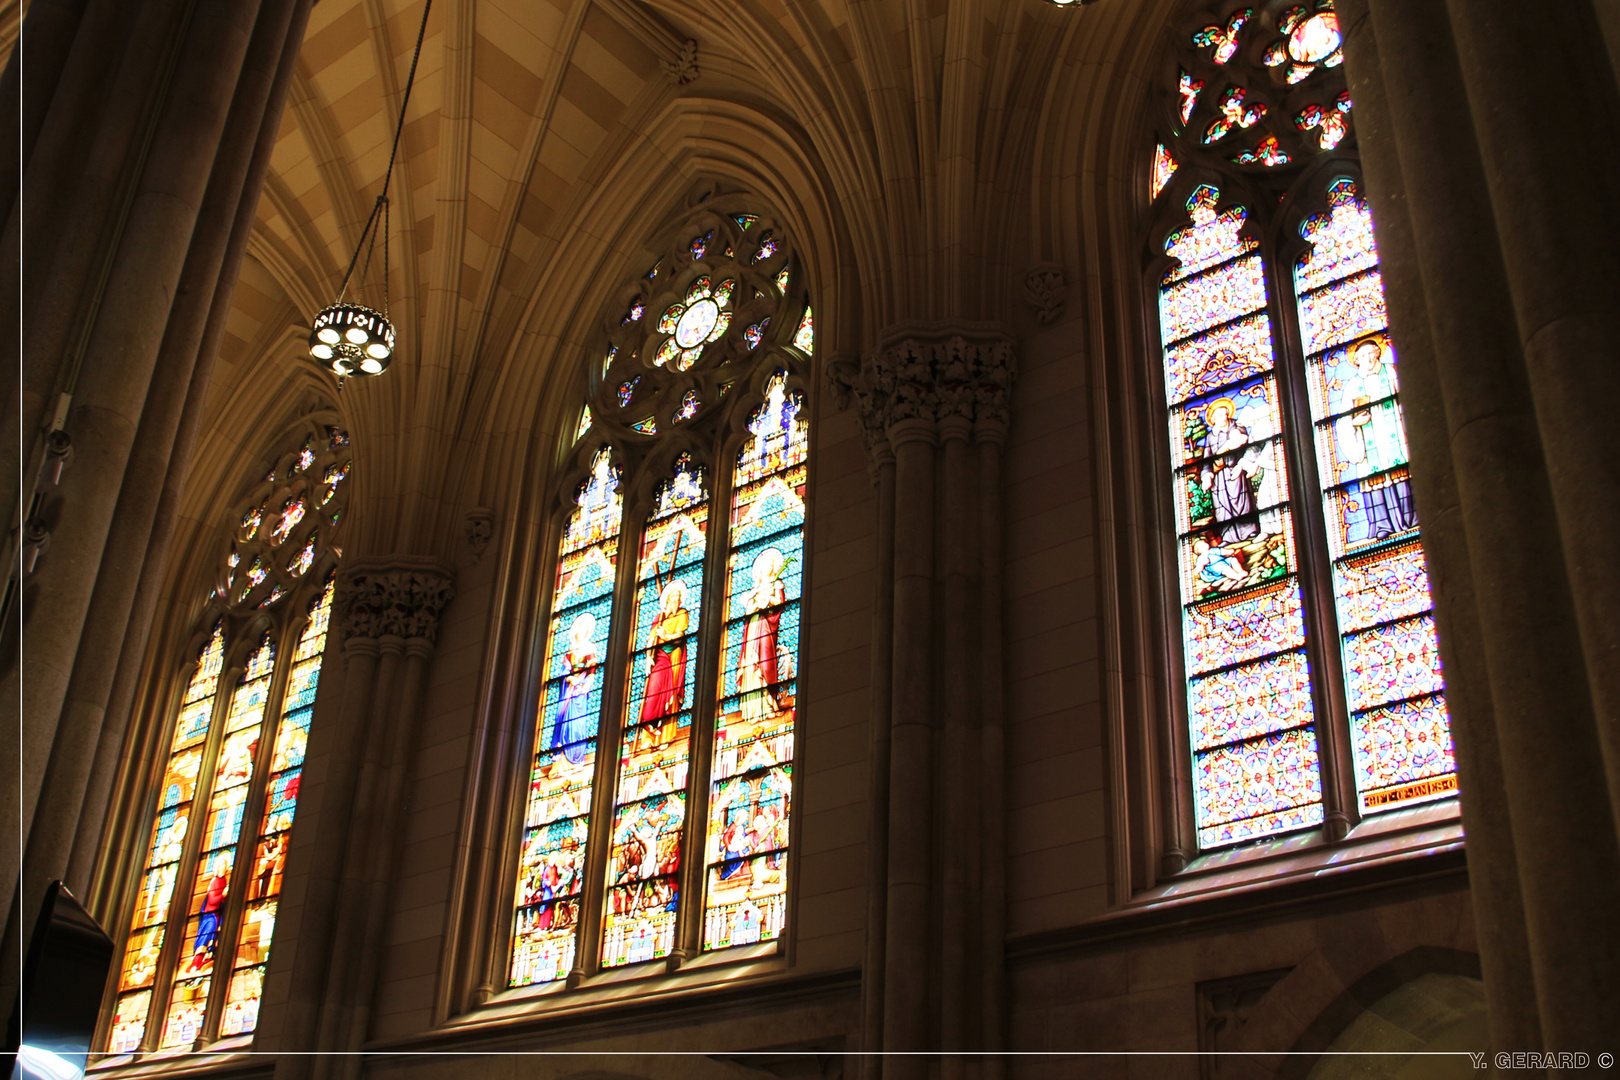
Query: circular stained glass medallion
1288 12 1340 63
674 298 720 348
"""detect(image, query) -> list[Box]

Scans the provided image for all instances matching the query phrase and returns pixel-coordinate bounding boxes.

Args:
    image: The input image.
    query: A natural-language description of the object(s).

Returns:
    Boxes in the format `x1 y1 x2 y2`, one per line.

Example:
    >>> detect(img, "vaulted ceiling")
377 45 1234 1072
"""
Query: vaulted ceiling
197 0 1177 560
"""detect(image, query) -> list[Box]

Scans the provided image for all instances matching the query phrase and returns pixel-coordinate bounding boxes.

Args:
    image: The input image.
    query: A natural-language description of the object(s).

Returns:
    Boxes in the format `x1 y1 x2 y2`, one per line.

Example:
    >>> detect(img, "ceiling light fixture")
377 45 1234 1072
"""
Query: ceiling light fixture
307 0 432 384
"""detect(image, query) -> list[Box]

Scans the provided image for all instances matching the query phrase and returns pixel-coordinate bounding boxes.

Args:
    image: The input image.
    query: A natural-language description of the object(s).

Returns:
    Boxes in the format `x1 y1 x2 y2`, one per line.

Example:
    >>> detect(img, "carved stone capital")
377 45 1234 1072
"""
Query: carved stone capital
335 558 456 645
1024 261 1067 325
840 320 1017 430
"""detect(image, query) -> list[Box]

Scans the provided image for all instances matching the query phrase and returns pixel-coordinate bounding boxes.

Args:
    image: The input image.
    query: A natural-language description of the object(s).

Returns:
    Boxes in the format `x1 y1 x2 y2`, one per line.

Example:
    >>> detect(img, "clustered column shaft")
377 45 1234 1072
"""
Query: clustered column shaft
0 0 314 1024
273 561 454 1079
1338 0 1620 1054
833 322 1015 1080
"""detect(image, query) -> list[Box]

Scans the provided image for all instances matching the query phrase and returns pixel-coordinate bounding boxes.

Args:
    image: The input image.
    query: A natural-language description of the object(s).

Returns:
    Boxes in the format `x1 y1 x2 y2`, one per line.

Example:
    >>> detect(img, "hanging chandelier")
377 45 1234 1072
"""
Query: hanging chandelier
308 0 432 383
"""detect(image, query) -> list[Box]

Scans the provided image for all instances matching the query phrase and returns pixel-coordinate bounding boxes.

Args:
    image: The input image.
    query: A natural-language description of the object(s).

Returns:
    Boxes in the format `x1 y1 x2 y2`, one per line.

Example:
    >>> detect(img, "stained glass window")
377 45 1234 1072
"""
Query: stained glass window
105 428 349 1055
601 456 708 968
1158 184 1324 848
511 448 624 987
1294 179 1454 812
1151 9 1451 852
509 201 810 986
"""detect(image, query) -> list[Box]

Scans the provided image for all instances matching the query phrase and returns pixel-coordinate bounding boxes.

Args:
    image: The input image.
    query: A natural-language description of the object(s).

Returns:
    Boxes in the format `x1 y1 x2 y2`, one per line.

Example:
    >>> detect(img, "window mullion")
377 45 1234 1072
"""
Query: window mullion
195 617 301 1044
570 495 647 983
138 654 243 1053
1267 231 1360 841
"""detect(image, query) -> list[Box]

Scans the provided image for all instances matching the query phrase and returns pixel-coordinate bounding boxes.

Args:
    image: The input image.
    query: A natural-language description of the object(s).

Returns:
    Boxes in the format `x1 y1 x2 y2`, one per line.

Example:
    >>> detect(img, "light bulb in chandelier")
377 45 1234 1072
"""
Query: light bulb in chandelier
308 302 395 378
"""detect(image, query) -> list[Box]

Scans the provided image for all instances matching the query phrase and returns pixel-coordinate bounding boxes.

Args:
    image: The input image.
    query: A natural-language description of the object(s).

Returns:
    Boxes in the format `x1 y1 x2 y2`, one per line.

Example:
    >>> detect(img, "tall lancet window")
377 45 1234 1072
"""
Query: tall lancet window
104 425 351 1055
1149 2 1454 852
508 195 812 988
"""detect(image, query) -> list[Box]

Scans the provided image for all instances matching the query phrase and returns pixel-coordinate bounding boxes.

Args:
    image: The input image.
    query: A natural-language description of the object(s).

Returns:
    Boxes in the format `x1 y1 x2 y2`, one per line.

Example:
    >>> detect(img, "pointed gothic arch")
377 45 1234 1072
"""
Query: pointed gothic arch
99 420 354 1054
499 187 817 994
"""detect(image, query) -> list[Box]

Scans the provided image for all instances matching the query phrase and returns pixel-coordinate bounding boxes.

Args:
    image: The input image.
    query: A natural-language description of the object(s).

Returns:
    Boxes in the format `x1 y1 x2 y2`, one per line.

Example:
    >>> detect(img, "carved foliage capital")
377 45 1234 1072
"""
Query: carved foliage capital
336 562 456 644
831 324 1018 455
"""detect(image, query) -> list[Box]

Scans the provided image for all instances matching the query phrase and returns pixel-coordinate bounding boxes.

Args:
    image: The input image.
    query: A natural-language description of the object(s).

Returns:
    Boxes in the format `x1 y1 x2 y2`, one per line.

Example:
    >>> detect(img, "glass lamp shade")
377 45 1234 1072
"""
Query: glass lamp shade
308 302 395 378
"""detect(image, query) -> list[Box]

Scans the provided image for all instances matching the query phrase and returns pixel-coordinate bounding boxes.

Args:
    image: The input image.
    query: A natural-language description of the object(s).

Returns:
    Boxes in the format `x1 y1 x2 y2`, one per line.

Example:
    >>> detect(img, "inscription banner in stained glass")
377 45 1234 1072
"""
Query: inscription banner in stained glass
1352 694 1456 811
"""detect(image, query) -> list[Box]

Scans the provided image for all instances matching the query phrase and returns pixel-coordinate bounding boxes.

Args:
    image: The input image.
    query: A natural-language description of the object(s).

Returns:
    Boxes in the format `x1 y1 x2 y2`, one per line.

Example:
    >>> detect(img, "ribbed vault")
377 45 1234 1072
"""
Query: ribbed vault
194 0 1152 565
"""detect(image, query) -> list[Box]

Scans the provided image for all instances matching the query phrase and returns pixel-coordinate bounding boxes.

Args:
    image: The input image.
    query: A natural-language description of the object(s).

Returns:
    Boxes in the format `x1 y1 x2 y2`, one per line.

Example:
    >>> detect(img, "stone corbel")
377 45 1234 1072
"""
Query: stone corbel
1023 261 1067 325
464 508 494 564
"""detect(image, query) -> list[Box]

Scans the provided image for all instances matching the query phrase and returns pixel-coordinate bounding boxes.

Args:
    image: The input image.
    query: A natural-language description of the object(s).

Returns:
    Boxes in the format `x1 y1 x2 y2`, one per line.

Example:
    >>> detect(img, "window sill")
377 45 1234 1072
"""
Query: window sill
89 1037 259 1078
368 953 859 1054
1006 798 1466 961
1146 797 1464 905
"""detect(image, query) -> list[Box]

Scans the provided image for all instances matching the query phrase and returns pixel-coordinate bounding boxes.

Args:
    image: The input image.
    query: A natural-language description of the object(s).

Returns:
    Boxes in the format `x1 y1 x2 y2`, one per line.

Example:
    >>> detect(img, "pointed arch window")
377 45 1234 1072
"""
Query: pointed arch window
1149 3 1455 852
104 425 352 1055
509 198 812 987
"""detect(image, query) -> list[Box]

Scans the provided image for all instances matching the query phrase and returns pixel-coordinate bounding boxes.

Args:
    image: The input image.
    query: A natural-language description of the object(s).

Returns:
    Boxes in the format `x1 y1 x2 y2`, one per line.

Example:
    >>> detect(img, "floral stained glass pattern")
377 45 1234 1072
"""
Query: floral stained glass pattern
511 449 625 987
703 372 806 950
1294 178 1453 813
601 457 709 968
653 277 735 371
1151 144 1179 201
1158 183 1322 848
111 627 225 1054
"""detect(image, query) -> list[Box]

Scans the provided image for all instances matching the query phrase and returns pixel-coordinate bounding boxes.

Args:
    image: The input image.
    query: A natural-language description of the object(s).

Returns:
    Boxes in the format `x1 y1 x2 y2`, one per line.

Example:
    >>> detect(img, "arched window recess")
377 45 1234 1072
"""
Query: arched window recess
99 421 352 1057
1140 2 1455 869
505 193 813 993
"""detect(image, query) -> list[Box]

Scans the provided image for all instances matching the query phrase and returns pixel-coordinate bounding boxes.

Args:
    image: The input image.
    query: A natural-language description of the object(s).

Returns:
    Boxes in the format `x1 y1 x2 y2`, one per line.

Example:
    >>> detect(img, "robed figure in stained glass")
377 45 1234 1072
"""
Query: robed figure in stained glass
1199 399 1262 542
639 579 689 738
191 868 228 970
550 613 599 764
738 548 786 724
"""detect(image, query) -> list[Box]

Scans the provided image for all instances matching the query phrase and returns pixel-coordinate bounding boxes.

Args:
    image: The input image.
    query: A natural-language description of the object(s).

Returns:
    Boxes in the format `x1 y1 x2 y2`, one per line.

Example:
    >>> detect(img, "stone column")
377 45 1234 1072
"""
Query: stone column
1441 0 1620 844
1335 1 1541 1054
273 560 453 1076
1340 0 1620 1053
834 323 1016 1079
22 0 310 938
